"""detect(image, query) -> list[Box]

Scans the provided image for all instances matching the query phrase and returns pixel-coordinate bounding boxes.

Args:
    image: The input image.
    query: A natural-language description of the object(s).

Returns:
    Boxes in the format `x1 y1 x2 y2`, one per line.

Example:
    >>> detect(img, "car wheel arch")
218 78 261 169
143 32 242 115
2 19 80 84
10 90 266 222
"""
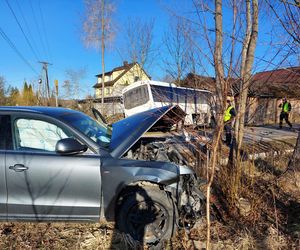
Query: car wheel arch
115 181 166 208
102 172 178 221
113 180 177 218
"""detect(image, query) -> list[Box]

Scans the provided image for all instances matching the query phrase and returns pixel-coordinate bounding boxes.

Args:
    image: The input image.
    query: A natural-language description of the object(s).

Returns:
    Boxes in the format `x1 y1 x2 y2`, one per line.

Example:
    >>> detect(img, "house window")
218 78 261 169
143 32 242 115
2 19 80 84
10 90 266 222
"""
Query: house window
134 76 139 82
97 89 102 97
106 87 111 95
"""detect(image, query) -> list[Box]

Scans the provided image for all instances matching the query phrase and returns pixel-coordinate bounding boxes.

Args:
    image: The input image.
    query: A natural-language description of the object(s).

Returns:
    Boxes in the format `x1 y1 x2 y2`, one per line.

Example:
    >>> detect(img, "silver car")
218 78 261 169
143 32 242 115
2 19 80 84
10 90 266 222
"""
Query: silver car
0 105 203 245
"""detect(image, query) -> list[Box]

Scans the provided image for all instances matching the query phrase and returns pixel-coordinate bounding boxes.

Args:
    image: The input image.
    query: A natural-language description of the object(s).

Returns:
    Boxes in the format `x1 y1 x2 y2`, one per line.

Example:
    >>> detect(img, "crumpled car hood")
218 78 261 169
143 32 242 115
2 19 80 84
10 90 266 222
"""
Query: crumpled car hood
109 105 185 158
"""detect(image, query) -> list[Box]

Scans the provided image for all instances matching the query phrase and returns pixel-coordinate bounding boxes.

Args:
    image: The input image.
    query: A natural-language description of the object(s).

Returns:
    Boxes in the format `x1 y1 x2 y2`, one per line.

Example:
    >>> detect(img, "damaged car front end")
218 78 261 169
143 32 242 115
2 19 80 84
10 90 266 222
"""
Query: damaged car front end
176 165 205 228
100 157 204 245
99 105 205 244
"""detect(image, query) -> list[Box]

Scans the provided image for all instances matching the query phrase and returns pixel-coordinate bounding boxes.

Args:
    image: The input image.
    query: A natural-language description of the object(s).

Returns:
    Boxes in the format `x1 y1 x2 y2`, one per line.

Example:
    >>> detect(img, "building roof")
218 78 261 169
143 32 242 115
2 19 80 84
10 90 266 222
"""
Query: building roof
181 73 215 91
95 61 136 78
93 61 150 88
249 67 300 98
181 73 238 95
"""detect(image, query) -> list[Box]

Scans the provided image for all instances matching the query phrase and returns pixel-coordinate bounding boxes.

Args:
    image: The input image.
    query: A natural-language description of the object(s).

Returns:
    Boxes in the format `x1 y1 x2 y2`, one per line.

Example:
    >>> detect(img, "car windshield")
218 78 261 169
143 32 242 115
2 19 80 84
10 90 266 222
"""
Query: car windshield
60 112 112 148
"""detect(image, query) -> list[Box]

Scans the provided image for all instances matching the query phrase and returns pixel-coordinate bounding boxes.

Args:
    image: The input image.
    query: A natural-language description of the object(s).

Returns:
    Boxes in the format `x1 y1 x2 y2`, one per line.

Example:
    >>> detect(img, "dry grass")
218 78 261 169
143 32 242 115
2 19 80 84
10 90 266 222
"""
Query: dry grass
1 135 299 249
0 222 141 250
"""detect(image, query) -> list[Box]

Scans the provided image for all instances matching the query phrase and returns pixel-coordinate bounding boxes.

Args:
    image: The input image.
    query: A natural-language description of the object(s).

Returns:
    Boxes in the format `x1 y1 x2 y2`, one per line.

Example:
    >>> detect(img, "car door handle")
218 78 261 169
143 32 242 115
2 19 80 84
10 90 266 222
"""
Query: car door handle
9 164 29 172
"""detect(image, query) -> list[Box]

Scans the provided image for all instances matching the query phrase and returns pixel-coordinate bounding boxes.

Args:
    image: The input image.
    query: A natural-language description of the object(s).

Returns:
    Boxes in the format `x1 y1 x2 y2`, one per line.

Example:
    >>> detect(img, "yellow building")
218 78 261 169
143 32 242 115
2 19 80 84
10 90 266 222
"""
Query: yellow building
93 61 150 98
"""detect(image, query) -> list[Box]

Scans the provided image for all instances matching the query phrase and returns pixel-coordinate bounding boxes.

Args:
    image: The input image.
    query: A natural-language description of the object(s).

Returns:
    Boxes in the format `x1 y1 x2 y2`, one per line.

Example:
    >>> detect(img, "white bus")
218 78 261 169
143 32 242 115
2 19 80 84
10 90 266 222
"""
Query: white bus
122 80 213 125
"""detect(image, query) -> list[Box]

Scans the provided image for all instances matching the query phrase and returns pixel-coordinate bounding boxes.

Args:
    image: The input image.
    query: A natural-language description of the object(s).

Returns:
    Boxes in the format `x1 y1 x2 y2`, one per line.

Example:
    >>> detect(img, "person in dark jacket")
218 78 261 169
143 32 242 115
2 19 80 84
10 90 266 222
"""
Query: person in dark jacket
279 97 292 129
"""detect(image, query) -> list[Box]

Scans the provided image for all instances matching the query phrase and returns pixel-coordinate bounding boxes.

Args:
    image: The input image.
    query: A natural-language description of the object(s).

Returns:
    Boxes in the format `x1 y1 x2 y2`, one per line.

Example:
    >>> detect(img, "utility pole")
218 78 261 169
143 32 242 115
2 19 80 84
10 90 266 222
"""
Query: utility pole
54 79 58 107
39 61 52 102
101 0 105 111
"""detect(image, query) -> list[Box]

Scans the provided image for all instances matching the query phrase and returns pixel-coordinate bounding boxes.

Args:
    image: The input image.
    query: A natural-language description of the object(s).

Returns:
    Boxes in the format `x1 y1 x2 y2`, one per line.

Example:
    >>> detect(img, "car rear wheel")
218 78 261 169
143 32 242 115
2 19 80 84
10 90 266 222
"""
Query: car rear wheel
116 186 177 245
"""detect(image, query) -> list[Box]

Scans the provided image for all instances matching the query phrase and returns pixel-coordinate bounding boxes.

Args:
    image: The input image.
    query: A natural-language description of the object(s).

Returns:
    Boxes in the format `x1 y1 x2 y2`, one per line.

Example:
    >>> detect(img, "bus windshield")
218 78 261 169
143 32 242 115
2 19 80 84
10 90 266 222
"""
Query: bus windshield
123 85 149 109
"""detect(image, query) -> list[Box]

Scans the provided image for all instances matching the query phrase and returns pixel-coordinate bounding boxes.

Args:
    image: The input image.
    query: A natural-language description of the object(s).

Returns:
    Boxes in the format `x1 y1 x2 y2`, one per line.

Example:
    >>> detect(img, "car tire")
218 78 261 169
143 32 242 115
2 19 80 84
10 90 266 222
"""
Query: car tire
116 186 177 245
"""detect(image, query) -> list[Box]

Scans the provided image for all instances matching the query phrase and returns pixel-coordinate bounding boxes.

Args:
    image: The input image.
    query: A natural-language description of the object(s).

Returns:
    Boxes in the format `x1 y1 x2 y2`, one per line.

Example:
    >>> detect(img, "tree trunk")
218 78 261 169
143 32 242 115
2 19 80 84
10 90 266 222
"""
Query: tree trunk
101 0 105 111
287 131 300 172
237 0 258 149
232 0 258 201
207 1 227 249
234 0 251 141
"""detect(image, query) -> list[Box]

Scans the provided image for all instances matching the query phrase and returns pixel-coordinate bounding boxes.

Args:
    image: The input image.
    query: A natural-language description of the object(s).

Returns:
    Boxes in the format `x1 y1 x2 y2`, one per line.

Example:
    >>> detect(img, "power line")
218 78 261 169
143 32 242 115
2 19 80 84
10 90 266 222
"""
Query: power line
38 0 52 62
5 0 40 62
0 26 38 75
28 0 48 61
15 0 42 60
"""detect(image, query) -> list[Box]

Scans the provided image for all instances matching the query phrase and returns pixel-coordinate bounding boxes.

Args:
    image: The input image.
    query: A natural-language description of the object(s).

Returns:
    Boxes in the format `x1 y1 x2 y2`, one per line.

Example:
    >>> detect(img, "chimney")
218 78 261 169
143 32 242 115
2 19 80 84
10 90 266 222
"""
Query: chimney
123 61 128 66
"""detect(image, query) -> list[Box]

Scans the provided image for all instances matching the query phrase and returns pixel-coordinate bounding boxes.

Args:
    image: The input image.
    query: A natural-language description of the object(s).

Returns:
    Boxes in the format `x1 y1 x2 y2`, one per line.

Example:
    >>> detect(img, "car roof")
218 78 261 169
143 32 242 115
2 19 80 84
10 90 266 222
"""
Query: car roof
0 106 81 118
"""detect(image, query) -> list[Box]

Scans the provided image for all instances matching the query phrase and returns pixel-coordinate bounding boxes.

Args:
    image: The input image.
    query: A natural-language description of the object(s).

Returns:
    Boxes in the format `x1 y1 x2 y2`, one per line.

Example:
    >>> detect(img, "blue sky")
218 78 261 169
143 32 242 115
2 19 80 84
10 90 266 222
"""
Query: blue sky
0 0 297 98
0 0 175 97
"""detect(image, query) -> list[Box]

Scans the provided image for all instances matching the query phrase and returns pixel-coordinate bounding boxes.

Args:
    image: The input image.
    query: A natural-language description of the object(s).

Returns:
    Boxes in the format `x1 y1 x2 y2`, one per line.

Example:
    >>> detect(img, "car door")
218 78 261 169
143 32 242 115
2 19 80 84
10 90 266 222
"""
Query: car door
0 147 5 219
5 114 101 221
0 115 11 219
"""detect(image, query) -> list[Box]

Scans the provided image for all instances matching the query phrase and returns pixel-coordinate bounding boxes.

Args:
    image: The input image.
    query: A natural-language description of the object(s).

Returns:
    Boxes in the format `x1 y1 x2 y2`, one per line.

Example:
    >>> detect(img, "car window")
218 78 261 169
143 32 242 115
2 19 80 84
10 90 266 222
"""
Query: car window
60 112 111 148
0 115 13 150
14 118 69 152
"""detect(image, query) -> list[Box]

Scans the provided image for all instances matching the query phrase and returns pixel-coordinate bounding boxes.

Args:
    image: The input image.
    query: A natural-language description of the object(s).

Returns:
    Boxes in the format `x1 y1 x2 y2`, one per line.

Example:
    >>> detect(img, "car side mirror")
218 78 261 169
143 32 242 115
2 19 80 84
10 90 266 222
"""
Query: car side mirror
55 138 88 155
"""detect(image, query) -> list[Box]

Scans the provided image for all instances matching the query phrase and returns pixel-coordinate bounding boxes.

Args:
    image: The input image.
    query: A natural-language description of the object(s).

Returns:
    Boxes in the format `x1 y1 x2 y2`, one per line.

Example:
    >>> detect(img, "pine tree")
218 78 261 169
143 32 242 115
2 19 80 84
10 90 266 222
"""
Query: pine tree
7 87 20 106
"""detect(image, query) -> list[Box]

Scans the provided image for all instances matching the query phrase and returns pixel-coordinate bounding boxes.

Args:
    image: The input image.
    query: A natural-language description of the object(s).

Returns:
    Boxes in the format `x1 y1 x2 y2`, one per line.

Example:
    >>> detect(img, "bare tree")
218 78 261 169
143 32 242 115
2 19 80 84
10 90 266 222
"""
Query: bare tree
82 0 115 109
123 18 155 76
163 18 193 85
266 0 300 46
170 1 258 246
233 0 259 197
165 0 299 247
267 1 300 174
206 1 228 248
64 68 87 100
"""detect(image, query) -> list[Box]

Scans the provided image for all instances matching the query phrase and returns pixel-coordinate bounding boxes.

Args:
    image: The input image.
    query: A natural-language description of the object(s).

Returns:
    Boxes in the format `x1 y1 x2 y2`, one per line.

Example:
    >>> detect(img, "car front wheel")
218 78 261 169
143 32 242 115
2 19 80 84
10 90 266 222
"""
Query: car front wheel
116 186 177 245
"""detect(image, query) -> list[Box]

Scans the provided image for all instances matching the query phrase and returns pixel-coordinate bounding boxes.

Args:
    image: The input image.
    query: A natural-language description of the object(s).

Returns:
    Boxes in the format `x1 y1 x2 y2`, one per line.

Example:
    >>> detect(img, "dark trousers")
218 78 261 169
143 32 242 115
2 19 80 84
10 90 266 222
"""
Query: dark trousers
279 112 292 128
224 123 232 145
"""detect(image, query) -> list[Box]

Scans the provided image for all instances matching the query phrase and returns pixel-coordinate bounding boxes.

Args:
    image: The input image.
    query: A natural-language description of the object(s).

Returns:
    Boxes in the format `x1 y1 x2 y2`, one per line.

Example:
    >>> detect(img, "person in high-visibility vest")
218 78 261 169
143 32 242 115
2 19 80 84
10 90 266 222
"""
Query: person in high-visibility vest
279 97 292 129
224 98 236 146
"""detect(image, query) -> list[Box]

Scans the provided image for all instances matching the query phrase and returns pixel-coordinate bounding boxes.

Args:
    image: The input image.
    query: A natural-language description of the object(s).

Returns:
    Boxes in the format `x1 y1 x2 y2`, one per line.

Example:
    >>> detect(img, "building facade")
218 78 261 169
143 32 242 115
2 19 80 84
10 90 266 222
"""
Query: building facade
93 61 150 98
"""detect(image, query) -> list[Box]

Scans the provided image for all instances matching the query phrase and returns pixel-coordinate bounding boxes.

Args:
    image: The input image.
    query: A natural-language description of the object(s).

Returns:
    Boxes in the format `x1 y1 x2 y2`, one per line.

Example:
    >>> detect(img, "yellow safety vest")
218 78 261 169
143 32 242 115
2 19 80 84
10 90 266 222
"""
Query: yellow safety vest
283 102 290 113
224 106 234 122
